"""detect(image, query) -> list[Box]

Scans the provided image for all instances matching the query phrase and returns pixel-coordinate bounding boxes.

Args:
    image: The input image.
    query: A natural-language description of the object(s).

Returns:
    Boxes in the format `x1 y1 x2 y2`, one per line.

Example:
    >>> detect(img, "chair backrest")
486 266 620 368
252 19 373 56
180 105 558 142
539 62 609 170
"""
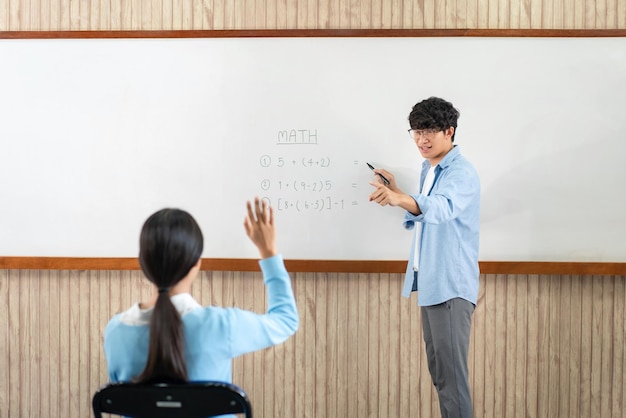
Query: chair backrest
92 381 252 418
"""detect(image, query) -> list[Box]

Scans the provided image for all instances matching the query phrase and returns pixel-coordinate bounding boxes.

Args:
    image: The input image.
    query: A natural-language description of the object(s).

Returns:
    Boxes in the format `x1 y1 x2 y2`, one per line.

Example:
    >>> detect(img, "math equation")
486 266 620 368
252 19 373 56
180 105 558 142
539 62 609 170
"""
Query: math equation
256 129 364 213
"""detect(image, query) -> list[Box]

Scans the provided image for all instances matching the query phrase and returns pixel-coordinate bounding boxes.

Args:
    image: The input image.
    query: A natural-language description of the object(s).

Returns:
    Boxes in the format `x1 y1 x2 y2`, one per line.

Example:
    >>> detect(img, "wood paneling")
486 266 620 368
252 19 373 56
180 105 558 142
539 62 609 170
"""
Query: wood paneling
0 270 625 417
1 0 625 417
1 0 625 30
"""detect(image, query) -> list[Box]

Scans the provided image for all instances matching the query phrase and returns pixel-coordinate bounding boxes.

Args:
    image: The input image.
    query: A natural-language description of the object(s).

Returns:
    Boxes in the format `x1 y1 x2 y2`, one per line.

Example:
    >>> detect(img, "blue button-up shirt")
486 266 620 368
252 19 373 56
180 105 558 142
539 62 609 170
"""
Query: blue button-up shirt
402 145 480 306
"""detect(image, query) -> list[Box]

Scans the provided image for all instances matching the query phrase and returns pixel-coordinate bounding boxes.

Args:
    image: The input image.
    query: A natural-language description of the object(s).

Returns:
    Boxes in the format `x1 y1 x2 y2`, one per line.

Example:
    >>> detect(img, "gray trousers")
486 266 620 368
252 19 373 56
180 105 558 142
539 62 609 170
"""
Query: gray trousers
421 297 475 418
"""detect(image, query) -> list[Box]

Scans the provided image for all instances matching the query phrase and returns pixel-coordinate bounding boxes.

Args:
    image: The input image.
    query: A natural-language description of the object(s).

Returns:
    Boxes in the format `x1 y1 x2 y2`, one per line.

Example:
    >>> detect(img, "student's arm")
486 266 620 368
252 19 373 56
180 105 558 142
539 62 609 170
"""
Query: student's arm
226 197 298 356
227 254 299 357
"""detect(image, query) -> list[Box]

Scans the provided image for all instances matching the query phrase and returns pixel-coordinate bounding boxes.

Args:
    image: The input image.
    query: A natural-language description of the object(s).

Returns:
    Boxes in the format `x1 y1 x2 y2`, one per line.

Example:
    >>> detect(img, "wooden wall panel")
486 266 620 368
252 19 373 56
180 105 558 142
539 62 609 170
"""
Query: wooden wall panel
1 0 625 30
0 270 625 417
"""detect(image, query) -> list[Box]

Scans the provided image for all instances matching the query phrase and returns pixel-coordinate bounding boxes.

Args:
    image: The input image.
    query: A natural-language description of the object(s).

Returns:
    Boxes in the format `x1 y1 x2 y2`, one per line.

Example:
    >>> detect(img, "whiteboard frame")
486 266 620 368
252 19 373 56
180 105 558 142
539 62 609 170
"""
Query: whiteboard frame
1 29 625 274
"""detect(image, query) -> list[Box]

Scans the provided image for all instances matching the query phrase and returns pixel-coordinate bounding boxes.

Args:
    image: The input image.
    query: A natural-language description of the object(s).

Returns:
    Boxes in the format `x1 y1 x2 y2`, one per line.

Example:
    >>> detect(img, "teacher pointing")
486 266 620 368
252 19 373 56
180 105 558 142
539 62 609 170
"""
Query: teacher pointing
369 96 480 418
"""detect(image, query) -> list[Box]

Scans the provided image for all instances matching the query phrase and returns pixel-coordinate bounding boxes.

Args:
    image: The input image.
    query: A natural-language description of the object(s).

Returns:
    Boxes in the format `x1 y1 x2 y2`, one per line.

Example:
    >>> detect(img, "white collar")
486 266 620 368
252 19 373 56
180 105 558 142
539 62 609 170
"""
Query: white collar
118 293 202 326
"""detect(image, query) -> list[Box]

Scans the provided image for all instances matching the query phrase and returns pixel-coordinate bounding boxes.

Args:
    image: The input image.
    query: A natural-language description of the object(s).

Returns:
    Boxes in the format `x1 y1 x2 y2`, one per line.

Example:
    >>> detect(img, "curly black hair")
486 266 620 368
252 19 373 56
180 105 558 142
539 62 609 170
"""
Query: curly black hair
408 97 460 142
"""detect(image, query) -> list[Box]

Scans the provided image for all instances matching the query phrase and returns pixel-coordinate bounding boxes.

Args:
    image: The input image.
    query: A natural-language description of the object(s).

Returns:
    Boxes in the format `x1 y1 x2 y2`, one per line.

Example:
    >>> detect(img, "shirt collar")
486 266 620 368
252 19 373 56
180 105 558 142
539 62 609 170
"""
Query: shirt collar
118 293 202 326
438 145 460 169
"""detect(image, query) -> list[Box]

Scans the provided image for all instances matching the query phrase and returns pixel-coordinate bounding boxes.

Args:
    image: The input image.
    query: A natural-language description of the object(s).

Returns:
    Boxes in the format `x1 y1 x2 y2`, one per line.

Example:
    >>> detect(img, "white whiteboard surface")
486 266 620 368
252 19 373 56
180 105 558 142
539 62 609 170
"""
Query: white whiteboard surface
1 37 625 261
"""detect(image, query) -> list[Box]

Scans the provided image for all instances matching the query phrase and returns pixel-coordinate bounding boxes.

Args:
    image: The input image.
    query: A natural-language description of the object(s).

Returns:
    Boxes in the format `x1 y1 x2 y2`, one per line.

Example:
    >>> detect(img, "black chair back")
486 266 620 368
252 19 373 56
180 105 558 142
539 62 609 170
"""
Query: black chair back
92 381 252 418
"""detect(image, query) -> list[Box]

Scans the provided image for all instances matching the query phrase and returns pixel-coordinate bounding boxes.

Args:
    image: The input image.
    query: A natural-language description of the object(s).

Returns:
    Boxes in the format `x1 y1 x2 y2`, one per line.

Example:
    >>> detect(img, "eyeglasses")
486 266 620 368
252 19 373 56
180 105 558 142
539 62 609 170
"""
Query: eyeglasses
408 128 441 140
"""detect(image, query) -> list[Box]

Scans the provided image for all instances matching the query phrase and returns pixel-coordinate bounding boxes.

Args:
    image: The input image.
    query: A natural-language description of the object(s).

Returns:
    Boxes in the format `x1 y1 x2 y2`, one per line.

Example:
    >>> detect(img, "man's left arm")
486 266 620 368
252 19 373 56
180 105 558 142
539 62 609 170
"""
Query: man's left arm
413 166 479 225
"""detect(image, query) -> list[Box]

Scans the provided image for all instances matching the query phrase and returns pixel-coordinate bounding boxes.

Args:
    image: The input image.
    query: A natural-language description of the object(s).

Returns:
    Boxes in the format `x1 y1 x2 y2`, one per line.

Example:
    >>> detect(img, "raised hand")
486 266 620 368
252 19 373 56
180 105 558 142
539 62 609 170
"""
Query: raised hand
243 197 277 259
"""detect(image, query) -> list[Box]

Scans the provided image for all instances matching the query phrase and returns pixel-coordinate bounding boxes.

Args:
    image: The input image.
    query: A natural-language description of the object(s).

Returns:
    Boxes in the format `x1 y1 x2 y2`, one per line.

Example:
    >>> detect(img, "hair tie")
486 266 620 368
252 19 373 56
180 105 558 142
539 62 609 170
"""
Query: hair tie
158 287 170 294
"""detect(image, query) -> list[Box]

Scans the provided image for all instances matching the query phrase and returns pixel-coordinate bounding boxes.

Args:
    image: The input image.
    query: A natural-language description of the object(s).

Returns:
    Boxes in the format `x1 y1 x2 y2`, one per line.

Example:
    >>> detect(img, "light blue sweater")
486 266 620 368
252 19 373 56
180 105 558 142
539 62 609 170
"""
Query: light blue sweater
104 254 299 384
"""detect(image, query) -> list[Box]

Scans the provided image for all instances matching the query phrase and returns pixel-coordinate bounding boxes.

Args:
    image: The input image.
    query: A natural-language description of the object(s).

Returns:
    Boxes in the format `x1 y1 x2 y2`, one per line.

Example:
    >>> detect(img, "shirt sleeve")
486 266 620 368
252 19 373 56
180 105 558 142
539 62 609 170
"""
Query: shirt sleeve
405 164 479 226
227 254 299 357
103 316 122 382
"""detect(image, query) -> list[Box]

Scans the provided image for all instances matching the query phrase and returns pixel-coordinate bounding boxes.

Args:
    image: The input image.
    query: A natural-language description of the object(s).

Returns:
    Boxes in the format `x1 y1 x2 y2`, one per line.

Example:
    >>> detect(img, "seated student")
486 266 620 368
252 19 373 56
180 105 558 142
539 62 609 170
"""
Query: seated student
104 197 299 385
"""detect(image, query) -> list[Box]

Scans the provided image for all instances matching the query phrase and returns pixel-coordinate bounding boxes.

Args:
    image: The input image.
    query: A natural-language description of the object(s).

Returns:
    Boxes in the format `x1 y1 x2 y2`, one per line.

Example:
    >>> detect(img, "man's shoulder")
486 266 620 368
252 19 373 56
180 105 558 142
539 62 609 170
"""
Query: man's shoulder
445 151 477 173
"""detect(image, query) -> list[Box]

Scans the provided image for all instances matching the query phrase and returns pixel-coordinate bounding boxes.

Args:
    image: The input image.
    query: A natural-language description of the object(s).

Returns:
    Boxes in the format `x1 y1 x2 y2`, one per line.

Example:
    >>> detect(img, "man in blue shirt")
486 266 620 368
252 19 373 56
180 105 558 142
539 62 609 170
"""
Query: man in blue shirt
369 97 480 418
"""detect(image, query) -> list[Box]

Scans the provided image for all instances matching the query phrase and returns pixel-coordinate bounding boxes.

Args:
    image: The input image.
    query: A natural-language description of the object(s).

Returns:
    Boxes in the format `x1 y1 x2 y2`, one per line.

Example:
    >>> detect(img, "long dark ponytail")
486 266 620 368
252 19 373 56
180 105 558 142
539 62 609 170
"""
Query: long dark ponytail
135 208 203 383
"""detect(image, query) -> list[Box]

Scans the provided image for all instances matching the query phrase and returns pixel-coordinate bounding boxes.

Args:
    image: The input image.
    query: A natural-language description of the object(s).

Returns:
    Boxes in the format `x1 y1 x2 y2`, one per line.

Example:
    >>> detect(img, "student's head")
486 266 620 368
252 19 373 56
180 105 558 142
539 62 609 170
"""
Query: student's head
408 97 460 142
135 208 204 383
139 208 203 290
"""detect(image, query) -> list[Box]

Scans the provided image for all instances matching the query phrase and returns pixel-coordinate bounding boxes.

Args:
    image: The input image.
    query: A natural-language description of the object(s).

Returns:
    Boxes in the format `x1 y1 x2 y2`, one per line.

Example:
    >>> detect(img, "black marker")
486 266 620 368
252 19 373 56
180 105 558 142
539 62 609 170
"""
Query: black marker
366 162 390 185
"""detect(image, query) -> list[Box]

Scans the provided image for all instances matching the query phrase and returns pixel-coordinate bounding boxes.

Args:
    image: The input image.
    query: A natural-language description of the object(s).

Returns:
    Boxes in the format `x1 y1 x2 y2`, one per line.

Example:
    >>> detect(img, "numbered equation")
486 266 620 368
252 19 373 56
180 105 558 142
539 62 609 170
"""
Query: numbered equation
259 155 331 168
259 179 333 192
270 196 360 212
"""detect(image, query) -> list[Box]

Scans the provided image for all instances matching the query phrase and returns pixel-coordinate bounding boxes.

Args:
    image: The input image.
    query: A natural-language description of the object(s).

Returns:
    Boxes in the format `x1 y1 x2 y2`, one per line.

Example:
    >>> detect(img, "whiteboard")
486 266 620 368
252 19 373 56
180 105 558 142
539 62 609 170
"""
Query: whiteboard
1 37 625 261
